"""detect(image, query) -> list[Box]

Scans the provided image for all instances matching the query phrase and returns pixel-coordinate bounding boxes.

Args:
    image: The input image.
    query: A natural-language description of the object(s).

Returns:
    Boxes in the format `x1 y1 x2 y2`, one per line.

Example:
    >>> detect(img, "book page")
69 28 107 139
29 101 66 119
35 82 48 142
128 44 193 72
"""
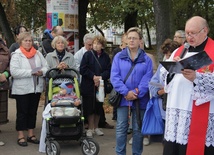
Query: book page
160 51 212 73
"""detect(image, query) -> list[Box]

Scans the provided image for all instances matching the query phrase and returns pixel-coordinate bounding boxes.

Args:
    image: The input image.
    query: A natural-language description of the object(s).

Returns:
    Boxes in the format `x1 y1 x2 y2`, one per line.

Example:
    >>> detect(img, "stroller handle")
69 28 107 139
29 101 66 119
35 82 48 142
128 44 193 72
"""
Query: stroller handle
46 68 80 81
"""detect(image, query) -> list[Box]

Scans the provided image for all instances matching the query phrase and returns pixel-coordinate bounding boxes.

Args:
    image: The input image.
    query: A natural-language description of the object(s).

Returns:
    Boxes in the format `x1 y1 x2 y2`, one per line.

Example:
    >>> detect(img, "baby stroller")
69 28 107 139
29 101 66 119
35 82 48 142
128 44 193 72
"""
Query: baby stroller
44 68 100 155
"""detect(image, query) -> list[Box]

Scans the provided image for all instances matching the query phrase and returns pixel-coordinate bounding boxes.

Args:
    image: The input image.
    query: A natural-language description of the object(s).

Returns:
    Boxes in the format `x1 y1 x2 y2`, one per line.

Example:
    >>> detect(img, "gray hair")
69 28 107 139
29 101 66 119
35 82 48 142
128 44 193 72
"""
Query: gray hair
175 30 185 38
127 27 142 39
51 35 68 49
83 33 94 43
17 32 33 45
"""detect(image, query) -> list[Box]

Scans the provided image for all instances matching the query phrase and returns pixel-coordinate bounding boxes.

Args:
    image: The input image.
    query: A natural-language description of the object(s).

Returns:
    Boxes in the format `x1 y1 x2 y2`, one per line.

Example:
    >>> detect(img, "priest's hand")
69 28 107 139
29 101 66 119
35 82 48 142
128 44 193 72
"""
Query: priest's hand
181 69 196 82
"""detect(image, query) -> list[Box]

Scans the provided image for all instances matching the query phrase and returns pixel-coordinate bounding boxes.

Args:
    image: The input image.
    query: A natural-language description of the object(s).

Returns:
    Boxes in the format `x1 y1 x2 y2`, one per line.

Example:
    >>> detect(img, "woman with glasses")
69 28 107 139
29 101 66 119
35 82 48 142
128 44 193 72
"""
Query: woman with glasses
111 27 153 155
173 30 186 45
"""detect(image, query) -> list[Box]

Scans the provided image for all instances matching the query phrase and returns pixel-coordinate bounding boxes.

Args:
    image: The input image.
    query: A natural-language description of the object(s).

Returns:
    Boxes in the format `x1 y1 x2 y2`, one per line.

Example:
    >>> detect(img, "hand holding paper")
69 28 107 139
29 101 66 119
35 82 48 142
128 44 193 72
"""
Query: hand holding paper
31 67 43 76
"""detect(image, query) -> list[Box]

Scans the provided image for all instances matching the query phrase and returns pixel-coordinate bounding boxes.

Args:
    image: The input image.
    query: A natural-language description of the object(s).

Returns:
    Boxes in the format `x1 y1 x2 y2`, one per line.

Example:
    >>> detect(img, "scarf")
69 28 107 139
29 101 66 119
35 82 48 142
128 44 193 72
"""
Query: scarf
20 46 37 59
56 49 65 62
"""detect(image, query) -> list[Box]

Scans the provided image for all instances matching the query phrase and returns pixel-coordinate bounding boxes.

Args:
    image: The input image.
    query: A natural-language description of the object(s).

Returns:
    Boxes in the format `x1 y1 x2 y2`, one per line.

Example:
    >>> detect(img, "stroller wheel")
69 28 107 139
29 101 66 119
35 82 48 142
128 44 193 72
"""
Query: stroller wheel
81 138 100 155
46 140 60 155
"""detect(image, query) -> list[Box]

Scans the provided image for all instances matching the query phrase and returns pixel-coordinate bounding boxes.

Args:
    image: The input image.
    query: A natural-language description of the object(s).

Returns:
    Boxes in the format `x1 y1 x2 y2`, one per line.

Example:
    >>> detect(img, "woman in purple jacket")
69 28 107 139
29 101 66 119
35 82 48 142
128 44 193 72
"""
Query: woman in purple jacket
110 27 153 155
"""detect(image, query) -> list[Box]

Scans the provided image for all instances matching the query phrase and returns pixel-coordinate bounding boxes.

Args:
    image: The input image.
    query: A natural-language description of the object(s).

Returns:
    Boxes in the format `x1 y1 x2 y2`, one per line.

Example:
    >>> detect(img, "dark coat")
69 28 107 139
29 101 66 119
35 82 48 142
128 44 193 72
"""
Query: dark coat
80 50 111 96
0 39 10 90
42 29 54 53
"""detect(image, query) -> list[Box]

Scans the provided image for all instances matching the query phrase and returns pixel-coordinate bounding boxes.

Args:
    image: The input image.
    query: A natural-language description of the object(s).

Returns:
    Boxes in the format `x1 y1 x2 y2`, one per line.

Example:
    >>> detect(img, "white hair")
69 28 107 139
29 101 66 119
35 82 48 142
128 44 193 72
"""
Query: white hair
83 33 94 43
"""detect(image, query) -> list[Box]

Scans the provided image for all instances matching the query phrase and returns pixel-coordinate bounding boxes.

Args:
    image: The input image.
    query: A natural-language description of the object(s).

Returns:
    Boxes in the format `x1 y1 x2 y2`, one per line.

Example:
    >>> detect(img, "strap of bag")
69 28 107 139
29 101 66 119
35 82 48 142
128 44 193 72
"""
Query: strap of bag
124 63 136 83
91 50 102 70
41 43 47 57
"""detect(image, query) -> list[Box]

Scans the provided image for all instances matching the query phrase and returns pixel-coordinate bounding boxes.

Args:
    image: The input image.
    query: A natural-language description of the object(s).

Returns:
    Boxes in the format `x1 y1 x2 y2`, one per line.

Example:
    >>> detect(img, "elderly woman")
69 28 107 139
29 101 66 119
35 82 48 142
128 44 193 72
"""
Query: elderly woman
80 35 111 137
45 35 76 70
10 32 48 147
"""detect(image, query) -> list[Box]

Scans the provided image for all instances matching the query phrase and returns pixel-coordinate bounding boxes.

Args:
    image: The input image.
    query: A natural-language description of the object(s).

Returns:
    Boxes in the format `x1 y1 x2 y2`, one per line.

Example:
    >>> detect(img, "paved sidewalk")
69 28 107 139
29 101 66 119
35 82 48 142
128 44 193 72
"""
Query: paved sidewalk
0 98 163 155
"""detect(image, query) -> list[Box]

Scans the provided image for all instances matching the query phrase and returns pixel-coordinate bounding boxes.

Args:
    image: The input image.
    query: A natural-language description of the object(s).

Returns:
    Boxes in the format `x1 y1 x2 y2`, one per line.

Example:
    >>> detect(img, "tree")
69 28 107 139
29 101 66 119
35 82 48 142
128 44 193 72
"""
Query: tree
153 0 171 61
0 2 15 46
78 0 89 48
15 0 46 31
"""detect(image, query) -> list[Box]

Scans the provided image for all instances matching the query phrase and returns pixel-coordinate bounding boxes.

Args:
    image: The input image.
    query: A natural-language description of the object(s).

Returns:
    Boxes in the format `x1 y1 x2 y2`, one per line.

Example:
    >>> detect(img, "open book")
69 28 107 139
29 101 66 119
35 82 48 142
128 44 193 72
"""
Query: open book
160 51 212 73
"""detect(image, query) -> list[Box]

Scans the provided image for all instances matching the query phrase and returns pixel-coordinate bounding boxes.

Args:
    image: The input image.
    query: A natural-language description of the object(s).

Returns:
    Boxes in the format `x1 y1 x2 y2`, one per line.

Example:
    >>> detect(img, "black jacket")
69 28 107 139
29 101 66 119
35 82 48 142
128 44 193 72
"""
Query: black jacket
42 30 54 53
80 50 111 96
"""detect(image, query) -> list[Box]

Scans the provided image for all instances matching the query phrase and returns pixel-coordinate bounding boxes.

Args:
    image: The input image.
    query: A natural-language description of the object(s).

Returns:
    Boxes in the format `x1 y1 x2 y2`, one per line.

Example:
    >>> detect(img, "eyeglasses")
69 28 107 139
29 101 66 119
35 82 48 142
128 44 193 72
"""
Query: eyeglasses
174 36 185 39
127 37 139 41
185 27 204 37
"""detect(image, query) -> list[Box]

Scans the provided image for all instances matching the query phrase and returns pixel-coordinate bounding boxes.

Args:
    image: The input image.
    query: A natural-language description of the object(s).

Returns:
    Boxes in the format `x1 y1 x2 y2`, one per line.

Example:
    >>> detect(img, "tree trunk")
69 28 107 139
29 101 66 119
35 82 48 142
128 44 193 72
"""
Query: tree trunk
144 21 152 49
124 11 138 32
153 0 170 61
78 0 89 49
0 2 15 47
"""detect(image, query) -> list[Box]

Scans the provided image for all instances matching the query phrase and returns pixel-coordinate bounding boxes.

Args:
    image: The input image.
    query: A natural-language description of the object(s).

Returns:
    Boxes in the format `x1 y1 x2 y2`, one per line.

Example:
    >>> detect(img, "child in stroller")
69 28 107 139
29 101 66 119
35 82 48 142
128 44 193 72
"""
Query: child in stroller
39 68 99 155
39 81 81 153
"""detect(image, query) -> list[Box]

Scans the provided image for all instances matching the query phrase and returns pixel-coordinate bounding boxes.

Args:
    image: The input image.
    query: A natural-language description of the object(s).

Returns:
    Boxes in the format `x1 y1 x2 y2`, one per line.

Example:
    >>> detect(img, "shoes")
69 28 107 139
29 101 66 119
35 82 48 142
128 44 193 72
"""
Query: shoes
143 137 150 146
27 135 40 144
99 122 114 129
17 137 28 147
127 128 132 134
112 116 117 120
84 123 89 129
128 137 133 145
86 129 94 137
0 141 5 146
94 128 104 136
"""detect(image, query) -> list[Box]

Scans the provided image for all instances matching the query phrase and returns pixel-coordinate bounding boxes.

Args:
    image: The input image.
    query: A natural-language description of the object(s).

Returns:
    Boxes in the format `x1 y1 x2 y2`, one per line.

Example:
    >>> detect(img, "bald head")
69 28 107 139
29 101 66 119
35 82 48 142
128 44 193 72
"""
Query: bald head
186 16 209 31
51 26 64 37
185 16 209 47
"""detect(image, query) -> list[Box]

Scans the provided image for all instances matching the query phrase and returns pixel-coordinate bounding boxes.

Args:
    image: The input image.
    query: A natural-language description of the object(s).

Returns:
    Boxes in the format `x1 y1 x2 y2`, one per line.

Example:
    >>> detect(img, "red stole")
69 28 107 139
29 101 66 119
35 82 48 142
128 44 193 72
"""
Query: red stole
174 38 214 155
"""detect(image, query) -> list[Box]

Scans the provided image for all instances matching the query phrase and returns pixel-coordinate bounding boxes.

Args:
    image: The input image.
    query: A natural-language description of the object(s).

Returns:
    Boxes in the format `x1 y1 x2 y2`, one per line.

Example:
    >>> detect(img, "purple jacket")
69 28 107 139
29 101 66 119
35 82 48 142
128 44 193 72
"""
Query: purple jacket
110 47 153 109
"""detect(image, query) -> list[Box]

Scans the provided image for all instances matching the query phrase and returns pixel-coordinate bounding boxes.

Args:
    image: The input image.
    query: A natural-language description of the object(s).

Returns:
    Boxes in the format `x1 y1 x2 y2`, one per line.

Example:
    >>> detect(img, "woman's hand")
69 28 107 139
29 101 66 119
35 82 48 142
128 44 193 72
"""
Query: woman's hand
33 70 43 76
0 73 7 82
93 75 101 87
157 88 165 96
125 91 138 101
181 69 196 82
57 62 68 70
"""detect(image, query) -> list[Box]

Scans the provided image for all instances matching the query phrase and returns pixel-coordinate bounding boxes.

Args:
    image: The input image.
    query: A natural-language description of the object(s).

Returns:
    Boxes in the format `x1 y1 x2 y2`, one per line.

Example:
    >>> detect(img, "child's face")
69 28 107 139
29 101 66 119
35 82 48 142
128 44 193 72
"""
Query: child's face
59 88 67 95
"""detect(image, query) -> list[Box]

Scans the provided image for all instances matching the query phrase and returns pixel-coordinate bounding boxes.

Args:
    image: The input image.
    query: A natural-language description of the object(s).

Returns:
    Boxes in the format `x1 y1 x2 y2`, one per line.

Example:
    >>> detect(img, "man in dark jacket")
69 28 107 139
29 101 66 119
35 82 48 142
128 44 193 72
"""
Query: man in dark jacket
41 26 63 56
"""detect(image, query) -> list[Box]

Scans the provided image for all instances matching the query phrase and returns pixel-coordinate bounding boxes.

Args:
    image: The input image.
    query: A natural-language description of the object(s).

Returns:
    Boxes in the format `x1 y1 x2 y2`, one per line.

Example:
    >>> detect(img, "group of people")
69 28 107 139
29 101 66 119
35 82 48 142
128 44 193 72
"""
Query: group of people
0 25 114 148
110 16 214 155
0 15 214 155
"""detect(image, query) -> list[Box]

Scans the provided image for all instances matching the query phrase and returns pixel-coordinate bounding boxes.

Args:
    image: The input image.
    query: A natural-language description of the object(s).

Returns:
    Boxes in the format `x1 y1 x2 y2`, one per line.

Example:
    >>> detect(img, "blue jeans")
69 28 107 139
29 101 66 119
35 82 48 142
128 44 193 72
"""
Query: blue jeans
116 106 145 155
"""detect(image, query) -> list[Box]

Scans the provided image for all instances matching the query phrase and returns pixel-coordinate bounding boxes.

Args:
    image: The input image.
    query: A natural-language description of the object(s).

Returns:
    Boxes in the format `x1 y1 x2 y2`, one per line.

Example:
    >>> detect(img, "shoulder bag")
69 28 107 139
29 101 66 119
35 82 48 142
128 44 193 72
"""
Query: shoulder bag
108 63 136 108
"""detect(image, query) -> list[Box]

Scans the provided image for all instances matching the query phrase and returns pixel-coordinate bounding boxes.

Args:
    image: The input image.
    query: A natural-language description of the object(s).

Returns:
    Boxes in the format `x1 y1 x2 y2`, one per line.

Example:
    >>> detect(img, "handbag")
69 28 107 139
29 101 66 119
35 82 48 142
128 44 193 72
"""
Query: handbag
141 97 164 135
105 80 113 94
108 88 122 108
108 63 136 107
